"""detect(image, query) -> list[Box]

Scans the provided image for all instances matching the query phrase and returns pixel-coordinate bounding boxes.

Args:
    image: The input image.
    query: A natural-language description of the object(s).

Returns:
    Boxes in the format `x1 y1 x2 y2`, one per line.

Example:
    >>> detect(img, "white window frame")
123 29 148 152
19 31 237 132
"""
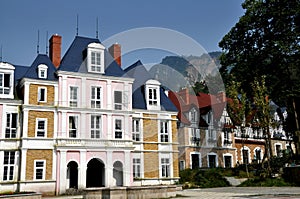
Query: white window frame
35 118 47 137
148 87 158 106
91 115 101 138
3 151 16 181
190 128 200 146
114 118 123 139
145 79 161 110
38 87 47 102
87 43 105 74
0 72 11 95
114 90 123 110
5 112 17 138
34 160 46 180
160 120 169 143
38 64 48 79
91 86 101 108
189 108 197 123
223 153 233 168
179 160 185 171
133 158 141 178
161 157 170 178
207 152 218 168
132 119 140 141
68 115 78 138
275 143 283 157
190 151 201 169
241 146 250 164
69 86 78 107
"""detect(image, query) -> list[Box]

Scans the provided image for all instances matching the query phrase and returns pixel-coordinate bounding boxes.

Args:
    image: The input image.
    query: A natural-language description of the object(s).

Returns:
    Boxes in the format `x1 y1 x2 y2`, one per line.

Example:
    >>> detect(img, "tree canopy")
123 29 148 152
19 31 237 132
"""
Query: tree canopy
219 0 300 137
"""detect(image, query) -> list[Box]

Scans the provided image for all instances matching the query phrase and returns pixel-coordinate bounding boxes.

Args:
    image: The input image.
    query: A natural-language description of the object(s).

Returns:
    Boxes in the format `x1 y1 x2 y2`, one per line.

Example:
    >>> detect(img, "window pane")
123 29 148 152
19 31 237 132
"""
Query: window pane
4 74 10 87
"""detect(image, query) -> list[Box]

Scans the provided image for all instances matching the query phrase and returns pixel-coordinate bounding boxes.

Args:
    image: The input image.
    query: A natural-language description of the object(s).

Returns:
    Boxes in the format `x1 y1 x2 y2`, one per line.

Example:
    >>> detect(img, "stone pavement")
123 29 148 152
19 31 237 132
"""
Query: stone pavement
175 187 300 199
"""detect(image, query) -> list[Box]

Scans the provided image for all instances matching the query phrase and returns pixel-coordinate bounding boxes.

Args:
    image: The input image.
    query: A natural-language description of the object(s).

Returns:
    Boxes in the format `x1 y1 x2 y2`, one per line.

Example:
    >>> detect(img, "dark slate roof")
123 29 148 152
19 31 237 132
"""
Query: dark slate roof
23 54 57 81
59 36 127 77
14 65 29 84
124 60 177 112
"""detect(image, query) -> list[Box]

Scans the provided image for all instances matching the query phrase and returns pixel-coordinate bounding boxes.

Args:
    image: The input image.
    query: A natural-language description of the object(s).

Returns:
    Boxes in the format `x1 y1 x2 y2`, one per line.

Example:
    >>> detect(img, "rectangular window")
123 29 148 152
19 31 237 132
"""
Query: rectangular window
160 121 169 142
191 128 200 146
91 51 101 72
0 73 11 94
179 160 185 171
161 158 170 178
190 110 197 123
38 87 47 102
133 158 141 178
91 115 101 138
91 87 101 108
5 113 17 138
132 119 140 141
208 129 216 141
34 160 45 180
3 151 15 181
114 91 122 110
69 116 78 138
36 118 47 137
69 86 78 107
115 119 122 139
149 88 158 105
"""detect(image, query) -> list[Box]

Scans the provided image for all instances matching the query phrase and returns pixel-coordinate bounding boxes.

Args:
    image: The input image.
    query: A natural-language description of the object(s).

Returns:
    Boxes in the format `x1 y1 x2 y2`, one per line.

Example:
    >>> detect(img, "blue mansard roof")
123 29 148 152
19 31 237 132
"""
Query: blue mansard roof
124 60 177 112
59 36 127 77
22 54 57 81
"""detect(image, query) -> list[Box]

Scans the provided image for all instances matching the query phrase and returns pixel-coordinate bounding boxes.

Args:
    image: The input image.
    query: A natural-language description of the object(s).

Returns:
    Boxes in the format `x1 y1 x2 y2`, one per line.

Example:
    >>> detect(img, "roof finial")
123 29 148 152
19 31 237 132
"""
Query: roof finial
96 17 99 39
76 14 79 36
37 30 40 54
46 31 49 55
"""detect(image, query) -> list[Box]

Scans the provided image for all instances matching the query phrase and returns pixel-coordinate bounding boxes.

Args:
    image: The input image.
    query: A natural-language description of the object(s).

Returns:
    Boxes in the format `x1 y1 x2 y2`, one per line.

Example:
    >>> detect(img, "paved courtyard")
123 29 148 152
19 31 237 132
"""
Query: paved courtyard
175 187 300 199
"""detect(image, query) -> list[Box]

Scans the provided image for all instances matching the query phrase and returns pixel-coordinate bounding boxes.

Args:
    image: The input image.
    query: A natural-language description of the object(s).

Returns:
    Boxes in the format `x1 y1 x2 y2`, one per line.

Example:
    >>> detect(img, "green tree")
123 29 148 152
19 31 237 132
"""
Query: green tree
219 0 300 159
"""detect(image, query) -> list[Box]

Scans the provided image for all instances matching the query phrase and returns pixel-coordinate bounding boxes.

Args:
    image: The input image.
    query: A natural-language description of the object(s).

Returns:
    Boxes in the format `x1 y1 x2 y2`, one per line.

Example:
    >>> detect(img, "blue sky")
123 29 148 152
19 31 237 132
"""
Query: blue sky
0 0 244 67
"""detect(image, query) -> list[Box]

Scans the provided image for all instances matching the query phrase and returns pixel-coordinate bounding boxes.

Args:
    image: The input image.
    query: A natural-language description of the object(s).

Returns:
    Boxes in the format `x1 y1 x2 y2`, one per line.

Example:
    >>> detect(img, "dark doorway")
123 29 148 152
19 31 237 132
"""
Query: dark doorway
224 156 232 168
242 149 249 164
67 161 78 189
191 154 200 169
113 161 123 186
208 155 216 168
86 158 105 187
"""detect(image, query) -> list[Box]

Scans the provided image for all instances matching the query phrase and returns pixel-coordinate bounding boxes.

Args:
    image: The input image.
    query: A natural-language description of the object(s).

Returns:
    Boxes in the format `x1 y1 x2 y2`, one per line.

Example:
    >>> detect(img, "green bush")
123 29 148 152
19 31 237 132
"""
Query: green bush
179 168 231 188
238 177 294 187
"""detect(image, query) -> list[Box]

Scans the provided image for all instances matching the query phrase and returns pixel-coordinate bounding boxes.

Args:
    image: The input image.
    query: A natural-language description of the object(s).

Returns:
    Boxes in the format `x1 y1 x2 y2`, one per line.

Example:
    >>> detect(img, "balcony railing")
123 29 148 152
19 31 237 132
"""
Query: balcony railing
56 138 134 148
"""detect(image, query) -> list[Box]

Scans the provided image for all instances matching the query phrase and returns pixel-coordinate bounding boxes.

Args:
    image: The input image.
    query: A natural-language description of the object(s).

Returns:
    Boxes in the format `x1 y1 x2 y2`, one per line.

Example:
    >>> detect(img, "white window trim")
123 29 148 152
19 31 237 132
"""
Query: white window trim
159 153 172 178
69 86 79 107
145 79 161 110
179 160 185 171
207 152 218 168
132 118 141 141
275 143 283 157
114 117 124 139
3 151 16 181
35 118 47 138
91 86 102 109
114 90 123 110
34 160 46 180
190 151 201 169
68 115 79 138
87 43 105 74
133 158 141 178
5 112 18 138
91 115 102 138
159 120 170 143
38 86 47 102
241 146 251 164
223 153 233 168
38 64 48 79
253 147 263 162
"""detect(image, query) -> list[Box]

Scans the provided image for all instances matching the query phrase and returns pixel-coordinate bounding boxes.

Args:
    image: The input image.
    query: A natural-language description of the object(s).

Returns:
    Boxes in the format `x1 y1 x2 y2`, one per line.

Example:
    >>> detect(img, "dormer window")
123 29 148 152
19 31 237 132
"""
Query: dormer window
145 79 161 110
0 62 14 99
87 43 105 74
38 64 48 79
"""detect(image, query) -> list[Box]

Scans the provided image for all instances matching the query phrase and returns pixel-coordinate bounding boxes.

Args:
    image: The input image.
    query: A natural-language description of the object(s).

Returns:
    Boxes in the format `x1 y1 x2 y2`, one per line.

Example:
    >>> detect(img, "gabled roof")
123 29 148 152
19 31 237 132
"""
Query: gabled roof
22 54 57 81
124 60 177 112
59 36 127 77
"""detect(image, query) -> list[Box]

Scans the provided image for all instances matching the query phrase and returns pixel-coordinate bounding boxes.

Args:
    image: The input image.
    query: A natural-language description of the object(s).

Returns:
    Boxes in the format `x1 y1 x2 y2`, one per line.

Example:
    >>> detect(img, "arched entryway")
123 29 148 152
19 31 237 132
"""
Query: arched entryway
113 161 123 186
86 158 105 187
67 161 78 189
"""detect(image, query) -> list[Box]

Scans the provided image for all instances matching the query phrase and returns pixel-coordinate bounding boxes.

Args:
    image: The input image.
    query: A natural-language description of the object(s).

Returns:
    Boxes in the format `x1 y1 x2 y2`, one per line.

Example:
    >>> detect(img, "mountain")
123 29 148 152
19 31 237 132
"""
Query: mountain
149 52 222 92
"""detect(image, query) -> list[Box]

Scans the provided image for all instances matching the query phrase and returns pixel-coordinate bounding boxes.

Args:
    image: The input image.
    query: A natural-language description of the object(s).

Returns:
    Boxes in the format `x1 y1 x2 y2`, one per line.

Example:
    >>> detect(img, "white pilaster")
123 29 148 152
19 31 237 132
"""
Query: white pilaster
61 76 67 107
20 149 27 181
59 150 67 194
106 150 113 186
81 77 86 108
78 150 86 189
22 109 29 138
124 151 131 186
107 80 112 110
61 112 67 138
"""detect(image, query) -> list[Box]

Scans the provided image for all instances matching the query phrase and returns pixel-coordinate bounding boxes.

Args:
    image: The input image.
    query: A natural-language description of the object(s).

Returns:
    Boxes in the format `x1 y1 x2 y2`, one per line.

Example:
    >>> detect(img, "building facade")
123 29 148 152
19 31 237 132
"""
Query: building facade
0 34 179 195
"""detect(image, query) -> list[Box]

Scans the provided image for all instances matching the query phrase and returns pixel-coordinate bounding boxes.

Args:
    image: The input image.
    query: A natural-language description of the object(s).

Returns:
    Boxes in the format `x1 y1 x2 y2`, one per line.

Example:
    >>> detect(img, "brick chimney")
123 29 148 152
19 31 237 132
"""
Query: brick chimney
108 43 121 67
178 88 189 104
49 34 62 68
